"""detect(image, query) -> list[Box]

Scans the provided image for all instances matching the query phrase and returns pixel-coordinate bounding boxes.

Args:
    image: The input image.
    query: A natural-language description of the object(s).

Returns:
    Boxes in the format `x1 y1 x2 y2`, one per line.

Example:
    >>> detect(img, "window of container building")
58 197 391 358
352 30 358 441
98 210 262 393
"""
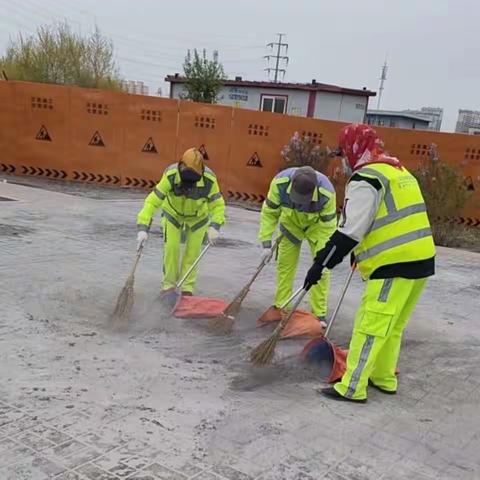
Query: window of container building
260 95 287 114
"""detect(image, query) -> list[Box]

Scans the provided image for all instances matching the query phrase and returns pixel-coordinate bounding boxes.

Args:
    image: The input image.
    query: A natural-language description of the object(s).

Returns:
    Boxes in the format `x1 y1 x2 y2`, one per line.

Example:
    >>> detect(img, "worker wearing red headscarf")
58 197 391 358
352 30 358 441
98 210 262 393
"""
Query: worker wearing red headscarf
304 124 436 403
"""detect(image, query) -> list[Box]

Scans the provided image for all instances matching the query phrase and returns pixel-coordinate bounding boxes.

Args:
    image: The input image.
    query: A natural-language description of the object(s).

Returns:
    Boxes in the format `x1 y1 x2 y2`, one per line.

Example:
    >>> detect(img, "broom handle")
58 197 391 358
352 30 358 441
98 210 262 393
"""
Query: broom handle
131 219 153 277
129 246 144 277
324 264 356 338
240 235 283 294
279 285 305 310
274 287 309 335
176 243 211 289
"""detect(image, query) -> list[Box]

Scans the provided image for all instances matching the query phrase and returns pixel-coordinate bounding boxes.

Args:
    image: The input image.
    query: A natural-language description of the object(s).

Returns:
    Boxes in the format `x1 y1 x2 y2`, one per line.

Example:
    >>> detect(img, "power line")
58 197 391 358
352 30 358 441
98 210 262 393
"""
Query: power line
0 0 269 86
2 0 266 54
1 1 266 76
264 33 289 82
26 0 267 50
117 56 179 71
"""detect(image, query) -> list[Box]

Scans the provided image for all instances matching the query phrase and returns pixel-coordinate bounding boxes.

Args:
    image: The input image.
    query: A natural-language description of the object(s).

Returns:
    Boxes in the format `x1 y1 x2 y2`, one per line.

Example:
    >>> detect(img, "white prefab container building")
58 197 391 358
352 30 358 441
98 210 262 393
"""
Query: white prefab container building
166 75 376 124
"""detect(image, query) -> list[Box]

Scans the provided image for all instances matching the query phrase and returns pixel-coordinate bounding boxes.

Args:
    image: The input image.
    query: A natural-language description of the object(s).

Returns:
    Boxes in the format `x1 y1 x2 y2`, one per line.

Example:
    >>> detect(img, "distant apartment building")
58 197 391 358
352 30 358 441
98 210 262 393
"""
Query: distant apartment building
120 80 149 95
166 75 376 123
402 107 443 131
456 109 480 134
366 110 431 130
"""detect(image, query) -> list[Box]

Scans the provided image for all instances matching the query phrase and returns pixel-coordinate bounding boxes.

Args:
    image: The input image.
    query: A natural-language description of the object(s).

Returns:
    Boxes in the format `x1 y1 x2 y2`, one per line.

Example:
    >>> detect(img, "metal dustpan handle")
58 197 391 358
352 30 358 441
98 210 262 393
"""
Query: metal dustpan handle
324 264 356 338
175 242 212 290
273 287 309 336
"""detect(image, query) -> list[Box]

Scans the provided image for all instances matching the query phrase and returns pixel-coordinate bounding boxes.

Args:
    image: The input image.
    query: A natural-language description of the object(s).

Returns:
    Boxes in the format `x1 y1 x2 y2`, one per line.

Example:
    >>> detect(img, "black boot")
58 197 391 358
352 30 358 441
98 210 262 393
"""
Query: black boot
319 387 367 403
368 379 396 395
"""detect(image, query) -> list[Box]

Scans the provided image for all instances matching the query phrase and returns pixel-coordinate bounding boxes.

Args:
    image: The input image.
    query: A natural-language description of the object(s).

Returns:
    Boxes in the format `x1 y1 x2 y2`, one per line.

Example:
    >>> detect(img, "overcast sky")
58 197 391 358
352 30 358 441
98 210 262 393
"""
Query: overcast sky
1 0 478 131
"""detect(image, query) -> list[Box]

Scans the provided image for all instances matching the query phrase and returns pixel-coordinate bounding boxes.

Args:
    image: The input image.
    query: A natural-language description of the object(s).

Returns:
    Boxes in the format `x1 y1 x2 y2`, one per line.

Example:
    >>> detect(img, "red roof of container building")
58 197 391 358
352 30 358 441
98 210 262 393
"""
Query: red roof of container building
165 74 376 98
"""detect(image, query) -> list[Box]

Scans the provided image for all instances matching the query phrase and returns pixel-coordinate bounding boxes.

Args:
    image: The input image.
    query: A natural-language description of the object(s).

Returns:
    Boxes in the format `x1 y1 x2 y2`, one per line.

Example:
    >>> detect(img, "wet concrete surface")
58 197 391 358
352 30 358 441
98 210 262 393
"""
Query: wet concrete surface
1 178 480 479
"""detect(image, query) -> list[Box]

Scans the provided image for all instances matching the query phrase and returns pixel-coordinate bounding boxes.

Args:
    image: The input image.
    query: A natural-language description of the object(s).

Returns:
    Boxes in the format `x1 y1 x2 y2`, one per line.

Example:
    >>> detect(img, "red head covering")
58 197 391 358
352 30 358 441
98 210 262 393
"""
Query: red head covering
338 123 402 171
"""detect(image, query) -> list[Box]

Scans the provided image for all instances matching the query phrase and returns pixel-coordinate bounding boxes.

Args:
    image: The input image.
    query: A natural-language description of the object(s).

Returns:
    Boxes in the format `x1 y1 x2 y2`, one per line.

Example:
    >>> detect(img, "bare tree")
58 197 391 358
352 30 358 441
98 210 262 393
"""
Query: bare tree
0 22 121 90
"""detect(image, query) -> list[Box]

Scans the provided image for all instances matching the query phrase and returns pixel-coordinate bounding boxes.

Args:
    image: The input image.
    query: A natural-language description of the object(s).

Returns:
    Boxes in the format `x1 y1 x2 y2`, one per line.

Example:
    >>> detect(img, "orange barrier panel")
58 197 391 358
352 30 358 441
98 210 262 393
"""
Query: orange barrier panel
14 82 71 181
121 95 179 188
227 109 293 203
1 80 479 225
376 127 480 224
226 110 345 203
69 86 124 186
176 101 232 192
0 81 16 177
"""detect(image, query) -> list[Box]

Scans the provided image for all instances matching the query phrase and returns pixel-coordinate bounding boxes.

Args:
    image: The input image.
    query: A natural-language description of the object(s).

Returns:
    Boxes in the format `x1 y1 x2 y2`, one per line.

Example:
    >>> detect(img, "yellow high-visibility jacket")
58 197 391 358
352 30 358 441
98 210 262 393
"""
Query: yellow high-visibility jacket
259 167 337 247
137 164 225 231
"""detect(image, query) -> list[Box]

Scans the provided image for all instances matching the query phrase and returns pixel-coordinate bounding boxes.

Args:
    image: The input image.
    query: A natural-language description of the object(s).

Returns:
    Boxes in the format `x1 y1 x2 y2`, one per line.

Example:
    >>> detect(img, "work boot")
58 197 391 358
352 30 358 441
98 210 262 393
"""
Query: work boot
368 379 397 395
318 386 367 404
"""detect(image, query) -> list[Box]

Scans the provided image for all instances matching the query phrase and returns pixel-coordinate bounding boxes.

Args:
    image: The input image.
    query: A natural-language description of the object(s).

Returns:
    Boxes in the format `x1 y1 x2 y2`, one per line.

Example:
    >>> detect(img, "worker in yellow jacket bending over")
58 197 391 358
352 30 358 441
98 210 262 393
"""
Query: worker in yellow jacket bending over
259 166 337 324
304 124 436 403
136 148 225 297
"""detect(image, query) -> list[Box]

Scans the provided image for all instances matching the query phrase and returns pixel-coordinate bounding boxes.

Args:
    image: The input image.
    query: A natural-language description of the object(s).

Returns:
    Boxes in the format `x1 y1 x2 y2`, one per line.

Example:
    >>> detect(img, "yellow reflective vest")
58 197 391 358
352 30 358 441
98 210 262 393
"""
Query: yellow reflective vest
137 164 225 231
353 163 436 279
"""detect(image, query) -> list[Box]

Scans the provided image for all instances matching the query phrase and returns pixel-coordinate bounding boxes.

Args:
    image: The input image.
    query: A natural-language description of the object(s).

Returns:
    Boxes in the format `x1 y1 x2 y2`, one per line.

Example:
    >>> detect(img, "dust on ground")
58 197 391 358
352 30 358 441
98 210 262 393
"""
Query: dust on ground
1 176 480 480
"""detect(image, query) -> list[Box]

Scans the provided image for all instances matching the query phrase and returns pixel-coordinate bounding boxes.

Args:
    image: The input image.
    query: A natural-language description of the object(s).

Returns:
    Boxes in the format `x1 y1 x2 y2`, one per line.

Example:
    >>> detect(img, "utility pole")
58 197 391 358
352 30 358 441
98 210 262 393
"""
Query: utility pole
377 57 388 109
264 33 289 82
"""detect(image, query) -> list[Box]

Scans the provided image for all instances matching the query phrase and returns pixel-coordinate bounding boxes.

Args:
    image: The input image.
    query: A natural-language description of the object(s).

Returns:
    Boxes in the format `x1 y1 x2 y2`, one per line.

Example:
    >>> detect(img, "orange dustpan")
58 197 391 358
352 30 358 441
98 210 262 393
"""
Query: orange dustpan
258 308 325 339
301 264 356 382
173 295 228 318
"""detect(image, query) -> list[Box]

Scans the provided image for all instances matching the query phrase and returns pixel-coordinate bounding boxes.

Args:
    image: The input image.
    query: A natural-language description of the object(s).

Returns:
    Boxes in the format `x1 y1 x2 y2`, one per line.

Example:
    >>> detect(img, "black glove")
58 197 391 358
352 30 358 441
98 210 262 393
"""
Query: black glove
304 231 358 291
304 262 325 291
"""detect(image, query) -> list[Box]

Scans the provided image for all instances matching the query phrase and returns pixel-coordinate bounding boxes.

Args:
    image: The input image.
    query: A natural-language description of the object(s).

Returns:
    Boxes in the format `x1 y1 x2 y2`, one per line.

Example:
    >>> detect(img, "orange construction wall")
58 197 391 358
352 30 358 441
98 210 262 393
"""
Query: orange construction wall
122 94 179 188
176 101 232 192
1 80 479 226
0 80 15 176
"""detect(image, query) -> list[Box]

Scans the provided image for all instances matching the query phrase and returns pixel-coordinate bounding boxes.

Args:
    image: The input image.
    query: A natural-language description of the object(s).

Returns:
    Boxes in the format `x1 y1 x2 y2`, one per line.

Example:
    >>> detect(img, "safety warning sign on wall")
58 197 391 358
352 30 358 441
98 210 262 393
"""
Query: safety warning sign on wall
247 152 262 167
142 137 158 154
35 125 51 141
89 131 105 147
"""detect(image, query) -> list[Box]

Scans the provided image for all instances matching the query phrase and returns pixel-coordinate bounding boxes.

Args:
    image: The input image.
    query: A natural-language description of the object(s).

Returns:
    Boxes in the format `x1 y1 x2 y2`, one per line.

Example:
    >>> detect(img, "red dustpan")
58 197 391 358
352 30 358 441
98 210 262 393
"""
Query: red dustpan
173 295 228 318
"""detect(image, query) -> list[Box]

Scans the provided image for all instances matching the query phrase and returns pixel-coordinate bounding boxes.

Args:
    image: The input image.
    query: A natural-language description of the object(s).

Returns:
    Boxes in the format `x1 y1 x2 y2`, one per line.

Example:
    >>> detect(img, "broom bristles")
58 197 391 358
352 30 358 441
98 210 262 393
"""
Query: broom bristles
207 313 235 335
249 331 281 366
207 291 245 335
222 298 242 318
112 274 135 324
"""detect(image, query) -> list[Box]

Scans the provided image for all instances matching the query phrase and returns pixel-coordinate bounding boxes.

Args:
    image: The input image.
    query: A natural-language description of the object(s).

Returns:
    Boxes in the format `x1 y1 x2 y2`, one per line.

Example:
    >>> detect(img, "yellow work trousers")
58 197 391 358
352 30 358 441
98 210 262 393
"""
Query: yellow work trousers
275 236 330 317
162 218 208 293
334 277 428 400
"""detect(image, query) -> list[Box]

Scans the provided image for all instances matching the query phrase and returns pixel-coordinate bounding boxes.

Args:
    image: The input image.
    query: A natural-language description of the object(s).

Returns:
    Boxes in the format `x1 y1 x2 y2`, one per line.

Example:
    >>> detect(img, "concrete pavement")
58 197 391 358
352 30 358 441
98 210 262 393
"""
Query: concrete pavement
1 179 479 480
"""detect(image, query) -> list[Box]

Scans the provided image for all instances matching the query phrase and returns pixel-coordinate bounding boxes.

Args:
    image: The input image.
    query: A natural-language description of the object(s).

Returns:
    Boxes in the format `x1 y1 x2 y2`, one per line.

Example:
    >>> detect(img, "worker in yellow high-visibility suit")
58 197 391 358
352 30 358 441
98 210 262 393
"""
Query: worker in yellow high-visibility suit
136 148 225 298
259 166 337 324
304 124 436 403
